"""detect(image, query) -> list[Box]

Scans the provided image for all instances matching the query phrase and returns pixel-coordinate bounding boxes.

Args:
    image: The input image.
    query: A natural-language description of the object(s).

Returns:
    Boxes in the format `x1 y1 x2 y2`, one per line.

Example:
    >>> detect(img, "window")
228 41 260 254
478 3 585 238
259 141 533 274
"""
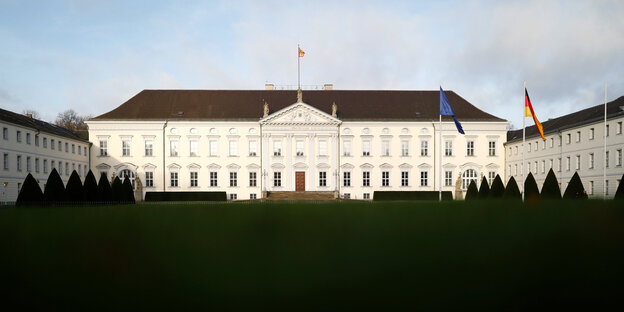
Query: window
84 146 87 155
72 144 75 154
589 128 594 140
534 161 538 173
514 164 518 175
250 194 257 200
190 172 198 187
58 140 62 151
319 171 327 187
515 146 518 155
558 157 562 172
122 140 131 156
421 140 428 156
342 141 351 156
606 124 610 136
462 169 478 190
382 171 389 186
16 130 21 142
145 140 154 156
444 140 453 156
210 172 218 187
617 149 622 167
566 134 571 144
362 171 370 187
209 140 218 156
229 194 237 200
528 143 531 153
274 141 282 156
549 159 553 171
534 141 538 151
401 140 409 156
617 122 622 135
542 140 546 150
420 171 428 187
605 151 609 168
189 140 199 157
489 141 496 156
145 172 154 187
488 171 496 185
3 153 8 170
229 141 238 156
51 160 55 171
296 140 304 156
382 140 390 156
576 131 581 142
99 140 107 156
605 181 609 196
589 181 594 195
249 172 257 187
65 162 69 176
229 172 237 187
51 139 55 150
2 127 7 140
343 172 351 187
17 155 22 171
43 137 47 148
541 160 545 173
549 138 554 148
170 172 178 187
401 171 409 186
26 156 31 172
170 140 179 156
362 140 371 156
566 157 571 171
78 164 81 176
26 133 31 144
466 141 474 156
588 153 594 169
249 141 258 156
43 159 48 173
363 193 370 199
445 171 453 187
65 142 68 152
575 155 580 170
273 172 282 187
78 145 81 155
343 193 351 199
319 140 328 156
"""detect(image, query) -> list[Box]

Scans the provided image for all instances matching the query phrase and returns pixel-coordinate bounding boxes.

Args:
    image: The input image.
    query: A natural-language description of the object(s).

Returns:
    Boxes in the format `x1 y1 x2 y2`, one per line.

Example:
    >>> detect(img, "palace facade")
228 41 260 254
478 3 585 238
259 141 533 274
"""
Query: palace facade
86 86 508 200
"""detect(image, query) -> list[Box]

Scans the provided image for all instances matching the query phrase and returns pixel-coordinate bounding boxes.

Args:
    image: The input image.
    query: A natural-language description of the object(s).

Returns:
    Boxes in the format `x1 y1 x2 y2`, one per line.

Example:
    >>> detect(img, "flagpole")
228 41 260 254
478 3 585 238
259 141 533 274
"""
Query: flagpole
522 81 526 201
604 82 607 198
439 111 442 202
297 44 301 89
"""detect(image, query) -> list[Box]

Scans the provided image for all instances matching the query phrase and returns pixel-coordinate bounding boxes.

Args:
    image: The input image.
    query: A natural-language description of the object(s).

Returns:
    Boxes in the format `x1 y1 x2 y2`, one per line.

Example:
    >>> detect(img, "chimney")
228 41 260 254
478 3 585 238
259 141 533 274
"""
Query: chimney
265 83 275 90
324 84 333 90
26 113 33 119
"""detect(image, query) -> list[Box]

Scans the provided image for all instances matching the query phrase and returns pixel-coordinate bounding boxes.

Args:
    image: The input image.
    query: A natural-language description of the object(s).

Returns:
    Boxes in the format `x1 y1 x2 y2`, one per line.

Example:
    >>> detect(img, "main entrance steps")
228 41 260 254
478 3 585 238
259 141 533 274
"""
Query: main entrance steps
265 191 337 201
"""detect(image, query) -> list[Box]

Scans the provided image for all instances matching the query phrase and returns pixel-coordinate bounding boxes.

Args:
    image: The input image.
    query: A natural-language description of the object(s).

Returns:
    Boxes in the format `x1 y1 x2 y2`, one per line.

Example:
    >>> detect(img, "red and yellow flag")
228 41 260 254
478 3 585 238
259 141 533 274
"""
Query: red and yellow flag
525 88 546 141
298 47 305 57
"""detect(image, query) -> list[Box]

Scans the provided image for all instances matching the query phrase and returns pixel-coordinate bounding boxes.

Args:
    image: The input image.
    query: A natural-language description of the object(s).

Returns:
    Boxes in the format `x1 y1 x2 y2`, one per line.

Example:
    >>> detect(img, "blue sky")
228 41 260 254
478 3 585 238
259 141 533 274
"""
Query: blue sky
1 0 623 128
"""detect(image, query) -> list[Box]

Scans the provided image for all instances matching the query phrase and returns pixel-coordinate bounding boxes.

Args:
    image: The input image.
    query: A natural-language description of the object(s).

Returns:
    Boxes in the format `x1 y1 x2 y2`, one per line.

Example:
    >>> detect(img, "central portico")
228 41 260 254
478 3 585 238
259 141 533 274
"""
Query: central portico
260 90 341 194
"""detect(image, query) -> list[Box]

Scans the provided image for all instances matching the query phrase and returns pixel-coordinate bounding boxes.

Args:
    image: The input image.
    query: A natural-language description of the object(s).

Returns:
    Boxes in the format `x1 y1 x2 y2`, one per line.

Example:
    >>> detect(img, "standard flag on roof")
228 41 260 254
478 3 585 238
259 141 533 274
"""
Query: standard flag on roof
298 47 305 57
524 88 546 141
440 87 465 134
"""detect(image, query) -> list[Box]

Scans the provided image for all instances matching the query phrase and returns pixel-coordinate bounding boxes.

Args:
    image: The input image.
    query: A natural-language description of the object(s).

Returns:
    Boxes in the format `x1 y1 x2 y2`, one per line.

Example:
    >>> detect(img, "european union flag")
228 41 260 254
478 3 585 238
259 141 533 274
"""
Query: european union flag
440 87 465 134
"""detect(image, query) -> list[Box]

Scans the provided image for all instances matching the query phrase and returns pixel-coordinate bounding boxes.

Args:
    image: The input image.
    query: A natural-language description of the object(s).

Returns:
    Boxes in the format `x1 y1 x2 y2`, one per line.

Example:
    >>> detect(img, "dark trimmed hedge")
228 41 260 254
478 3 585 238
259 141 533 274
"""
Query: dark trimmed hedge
615 174 624 200
122 176 135 203
524 173 540 203
111 177 124 202
503 176 521 200
465 180 479 200
478 177 490 199
44 168 66 203
16 173 44 206
373 191 453 201
145 192 227 202
83 170 98 202
97 173 112 202
541 169 561 200
489 175 505 198
563 172 588 200
65 171 84 202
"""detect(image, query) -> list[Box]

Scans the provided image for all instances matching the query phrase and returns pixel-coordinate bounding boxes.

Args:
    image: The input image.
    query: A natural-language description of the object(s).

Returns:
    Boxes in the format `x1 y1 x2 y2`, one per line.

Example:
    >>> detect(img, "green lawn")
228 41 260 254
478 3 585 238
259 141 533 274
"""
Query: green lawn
1 200 623 310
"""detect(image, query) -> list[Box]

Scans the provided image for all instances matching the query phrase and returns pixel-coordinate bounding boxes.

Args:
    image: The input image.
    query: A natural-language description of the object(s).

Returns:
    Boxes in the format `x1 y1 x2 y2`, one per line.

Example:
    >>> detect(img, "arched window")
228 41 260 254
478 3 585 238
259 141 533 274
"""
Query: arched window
119 169 136 190
462 169 478 190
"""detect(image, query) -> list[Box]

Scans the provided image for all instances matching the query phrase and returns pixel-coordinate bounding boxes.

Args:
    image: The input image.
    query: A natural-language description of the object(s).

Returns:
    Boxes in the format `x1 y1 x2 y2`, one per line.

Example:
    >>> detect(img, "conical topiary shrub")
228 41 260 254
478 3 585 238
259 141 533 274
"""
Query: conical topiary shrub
44 168 66 204
478 177 490 199
65 170 84 203
111 177 124 203
563 172 588 200
614 174 624 200
97 173 112 202
503 176 522 200
16 173 44 206
122 176 135 204
465 180 479 201
83 170 98 202
489 175 505 198
524 172 540 203
541 169 561 200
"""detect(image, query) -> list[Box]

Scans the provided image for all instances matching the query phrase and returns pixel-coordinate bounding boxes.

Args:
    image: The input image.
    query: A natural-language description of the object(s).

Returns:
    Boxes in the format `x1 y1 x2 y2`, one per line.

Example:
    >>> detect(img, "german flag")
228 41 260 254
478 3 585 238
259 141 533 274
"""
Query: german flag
298 47 305 57
525 88 546 141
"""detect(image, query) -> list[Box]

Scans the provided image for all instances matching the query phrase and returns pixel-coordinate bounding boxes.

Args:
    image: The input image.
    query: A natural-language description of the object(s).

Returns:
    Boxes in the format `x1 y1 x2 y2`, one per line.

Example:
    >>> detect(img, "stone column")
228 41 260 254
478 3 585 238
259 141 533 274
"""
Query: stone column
285 134 293 191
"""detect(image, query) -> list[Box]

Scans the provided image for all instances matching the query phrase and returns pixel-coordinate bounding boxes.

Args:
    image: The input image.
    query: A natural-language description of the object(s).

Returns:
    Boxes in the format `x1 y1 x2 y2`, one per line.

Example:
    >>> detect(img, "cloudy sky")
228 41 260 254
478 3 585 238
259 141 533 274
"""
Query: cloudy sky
1 0 623 128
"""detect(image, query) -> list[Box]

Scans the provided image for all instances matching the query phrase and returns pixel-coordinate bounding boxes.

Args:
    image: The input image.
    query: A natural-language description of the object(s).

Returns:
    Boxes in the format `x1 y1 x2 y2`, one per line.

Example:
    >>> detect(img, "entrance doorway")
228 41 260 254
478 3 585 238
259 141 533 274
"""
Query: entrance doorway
295 171 305 191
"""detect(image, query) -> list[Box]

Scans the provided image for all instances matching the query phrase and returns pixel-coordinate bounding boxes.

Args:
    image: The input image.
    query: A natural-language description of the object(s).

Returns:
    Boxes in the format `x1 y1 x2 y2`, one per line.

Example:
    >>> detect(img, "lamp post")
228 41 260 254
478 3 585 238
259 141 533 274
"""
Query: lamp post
2 182 7 204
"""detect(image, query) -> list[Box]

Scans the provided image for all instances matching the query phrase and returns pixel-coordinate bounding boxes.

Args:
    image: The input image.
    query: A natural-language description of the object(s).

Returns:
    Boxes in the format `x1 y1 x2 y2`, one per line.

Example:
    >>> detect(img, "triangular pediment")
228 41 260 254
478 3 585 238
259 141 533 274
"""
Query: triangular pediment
260 102 341 125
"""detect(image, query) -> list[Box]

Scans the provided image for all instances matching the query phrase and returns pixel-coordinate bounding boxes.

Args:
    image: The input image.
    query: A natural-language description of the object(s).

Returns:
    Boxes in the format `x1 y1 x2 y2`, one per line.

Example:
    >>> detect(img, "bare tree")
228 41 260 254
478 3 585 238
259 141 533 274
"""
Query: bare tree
55 109 91 139
22 109 40 119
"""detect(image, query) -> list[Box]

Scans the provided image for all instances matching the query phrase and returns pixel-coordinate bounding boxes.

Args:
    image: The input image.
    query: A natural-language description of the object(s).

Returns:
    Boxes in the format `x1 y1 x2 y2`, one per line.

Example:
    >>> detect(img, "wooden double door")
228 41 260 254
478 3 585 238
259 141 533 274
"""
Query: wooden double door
295 171 305 191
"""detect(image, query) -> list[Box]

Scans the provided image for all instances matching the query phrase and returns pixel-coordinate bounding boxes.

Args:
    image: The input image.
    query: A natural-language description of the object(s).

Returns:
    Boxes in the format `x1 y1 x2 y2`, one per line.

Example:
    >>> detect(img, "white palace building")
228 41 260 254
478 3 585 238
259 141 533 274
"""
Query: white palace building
85 85 509 200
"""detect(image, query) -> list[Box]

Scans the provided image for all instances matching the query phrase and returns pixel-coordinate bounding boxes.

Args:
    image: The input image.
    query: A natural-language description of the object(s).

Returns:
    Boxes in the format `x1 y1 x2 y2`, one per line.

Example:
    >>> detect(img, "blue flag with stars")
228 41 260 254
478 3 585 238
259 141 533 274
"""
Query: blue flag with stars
440 87 465 134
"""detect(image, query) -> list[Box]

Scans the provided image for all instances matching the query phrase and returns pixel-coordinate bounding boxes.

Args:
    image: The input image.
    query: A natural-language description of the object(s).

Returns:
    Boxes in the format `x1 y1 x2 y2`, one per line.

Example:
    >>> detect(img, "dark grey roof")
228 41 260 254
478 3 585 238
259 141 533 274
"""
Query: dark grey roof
91 89 506 122
0 107 88 142
507 96 624 143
